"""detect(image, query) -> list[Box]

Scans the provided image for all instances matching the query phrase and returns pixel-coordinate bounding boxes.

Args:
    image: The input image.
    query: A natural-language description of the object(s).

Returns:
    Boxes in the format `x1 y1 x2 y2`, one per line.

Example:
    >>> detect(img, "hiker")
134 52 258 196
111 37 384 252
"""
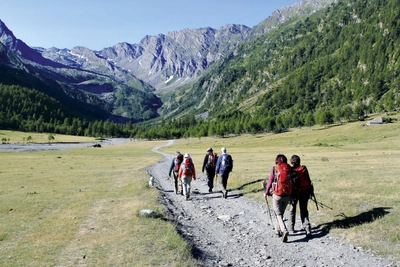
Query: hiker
264 154 291 243
178 153 196 200
215 147 233 199
202 147 218 193
288 154 313 238
168 151 183 195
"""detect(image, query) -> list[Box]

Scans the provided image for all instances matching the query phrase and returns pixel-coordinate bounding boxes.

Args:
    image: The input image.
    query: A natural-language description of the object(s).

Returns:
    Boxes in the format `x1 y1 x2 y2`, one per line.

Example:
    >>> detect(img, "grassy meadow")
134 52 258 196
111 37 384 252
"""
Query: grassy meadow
0 134 200 267
1 113 399 265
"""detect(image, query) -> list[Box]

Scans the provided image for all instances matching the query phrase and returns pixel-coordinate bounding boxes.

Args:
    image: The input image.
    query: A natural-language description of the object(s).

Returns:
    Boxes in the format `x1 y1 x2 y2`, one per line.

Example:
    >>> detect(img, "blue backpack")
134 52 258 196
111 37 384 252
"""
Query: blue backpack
220 154 233 174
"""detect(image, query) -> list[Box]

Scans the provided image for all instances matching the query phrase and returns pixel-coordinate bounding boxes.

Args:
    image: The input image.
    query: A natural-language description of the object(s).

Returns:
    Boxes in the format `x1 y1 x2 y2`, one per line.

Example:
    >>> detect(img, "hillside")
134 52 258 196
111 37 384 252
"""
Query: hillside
0 20 161 123
155 0 400 138
0 0 338 134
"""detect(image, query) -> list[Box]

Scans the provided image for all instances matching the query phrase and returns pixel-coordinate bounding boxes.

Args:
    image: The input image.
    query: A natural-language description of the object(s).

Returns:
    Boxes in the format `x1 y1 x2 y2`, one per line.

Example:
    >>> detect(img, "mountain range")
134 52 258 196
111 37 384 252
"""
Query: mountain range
0 0 337 124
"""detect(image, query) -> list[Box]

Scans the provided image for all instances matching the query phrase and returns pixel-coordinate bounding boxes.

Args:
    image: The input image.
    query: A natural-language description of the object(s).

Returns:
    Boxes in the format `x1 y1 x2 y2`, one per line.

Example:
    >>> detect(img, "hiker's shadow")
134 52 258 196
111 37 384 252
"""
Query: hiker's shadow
231 178 265 197
311 207 391 239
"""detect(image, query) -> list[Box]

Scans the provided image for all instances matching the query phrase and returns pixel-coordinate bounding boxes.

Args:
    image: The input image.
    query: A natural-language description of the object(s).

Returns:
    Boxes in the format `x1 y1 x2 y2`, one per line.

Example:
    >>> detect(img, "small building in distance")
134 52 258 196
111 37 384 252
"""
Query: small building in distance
366 117 383 126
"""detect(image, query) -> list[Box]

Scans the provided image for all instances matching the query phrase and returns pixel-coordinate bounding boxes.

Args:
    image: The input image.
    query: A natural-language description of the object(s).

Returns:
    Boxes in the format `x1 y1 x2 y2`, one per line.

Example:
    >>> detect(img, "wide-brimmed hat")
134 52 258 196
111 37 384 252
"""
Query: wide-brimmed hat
184 153 191 158
207 147 213 152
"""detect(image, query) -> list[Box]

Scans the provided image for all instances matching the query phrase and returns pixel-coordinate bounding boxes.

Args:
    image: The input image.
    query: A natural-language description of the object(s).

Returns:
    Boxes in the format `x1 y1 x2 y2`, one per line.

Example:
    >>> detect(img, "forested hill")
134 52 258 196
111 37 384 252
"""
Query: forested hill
154 0 399 138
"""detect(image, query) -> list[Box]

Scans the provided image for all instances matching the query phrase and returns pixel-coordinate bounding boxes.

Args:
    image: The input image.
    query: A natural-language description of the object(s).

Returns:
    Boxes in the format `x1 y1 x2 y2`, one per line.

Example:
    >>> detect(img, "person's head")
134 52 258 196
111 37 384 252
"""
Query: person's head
221 147 227 153
290 155 301 167
207 147 213 154
176 151 181 156
184 153 191 158
275 154 287 164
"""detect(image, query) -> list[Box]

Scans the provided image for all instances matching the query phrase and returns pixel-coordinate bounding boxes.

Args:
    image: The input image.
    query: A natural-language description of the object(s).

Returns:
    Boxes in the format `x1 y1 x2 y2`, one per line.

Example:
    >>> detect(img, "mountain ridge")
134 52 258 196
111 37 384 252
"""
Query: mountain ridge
0 0 338 125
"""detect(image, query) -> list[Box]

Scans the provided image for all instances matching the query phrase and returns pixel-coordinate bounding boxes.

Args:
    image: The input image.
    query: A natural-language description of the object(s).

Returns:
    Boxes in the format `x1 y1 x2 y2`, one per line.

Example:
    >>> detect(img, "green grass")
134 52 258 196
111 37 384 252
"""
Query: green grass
1 114 399 265
0 139 200 267
160 114 400 264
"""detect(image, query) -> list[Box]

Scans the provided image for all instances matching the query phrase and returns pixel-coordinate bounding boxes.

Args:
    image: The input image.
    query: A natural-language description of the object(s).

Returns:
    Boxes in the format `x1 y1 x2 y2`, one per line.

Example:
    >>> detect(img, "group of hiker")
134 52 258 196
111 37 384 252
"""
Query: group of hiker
168 147 233 201
167 148 314 243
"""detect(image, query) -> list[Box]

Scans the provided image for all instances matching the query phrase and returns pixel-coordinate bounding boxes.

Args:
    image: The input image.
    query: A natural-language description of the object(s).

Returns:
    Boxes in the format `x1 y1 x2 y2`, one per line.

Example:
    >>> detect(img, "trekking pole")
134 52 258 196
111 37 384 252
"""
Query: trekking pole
264 195 274 225
311 193 319 211
310 193 333 210
262 180 275 227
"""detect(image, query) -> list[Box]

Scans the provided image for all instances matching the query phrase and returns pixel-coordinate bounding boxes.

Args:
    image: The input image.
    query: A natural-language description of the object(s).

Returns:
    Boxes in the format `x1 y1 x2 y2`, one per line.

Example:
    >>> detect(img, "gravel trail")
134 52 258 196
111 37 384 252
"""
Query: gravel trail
147 140 395 267
0 138 131 152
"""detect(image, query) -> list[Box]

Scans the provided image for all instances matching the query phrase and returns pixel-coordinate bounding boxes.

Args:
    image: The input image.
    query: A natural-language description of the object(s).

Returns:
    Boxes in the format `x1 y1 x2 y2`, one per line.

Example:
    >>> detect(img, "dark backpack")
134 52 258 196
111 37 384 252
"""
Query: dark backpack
181 157 194 175
289 169 301 197
206 153 218 169
272 162 292 196
173 154 183 171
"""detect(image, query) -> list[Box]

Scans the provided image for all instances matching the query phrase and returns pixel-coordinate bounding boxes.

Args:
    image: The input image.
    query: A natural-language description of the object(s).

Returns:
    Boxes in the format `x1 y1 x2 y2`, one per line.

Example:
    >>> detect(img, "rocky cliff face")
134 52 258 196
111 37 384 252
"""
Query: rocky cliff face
98 24 252 90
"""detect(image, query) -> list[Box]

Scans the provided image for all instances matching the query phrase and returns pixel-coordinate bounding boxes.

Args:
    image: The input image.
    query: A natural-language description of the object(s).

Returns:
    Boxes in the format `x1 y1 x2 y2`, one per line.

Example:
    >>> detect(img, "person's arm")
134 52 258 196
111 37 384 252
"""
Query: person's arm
192 164 196 180
178 165 182 178
168 159 174 176
202 155 208 173
215 156 221 175
265 167 275 196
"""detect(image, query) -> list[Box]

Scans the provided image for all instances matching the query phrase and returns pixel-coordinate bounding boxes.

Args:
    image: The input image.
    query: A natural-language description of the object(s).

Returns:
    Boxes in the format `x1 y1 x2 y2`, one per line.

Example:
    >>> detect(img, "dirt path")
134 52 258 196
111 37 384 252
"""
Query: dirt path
147 141 394 267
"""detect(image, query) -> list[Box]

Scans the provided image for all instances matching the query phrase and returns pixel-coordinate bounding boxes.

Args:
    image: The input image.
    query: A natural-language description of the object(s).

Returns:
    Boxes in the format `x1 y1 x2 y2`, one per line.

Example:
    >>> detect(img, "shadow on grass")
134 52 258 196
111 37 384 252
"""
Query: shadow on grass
315 207 391 237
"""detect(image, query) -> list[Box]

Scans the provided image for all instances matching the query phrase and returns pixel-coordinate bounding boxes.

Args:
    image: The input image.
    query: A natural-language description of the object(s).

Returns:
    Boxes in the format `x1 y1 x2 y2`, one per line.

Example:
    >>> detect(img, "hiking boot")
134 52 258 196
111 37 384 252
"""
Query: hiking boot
306 231 312 238
224 191 228 199
282 231 289 243
208 188 212 193
185 195 189 201
305 226 312 238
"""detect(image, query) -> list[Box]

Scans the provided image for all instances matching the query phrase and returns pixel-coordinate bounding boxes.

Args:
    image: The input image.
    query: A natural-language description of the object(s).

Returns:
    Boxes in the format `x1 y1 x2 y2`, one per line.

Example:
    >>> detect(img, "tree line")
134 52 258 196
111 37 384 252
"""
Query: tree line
1 82 396 140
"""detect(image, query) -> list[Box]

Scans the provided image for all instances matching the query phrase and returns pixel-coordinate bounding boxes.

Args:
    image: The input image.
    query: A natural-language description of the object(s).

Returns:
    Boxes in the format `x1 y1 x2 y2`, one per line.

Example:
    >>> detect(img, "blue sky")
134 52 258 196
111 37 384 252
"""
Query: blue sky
1 0 300 50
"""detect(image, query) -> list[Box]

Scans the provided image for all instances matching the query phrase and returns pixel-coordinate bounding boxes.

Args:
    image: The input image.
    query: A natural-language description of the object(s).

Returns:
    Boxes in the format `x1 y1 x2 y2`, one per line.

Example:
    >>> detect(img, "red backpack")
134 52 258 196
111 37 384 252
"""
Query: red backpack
293 165 312 191
206 153 217 169
272 162 292 196
181 157 193 175
173 154 183 171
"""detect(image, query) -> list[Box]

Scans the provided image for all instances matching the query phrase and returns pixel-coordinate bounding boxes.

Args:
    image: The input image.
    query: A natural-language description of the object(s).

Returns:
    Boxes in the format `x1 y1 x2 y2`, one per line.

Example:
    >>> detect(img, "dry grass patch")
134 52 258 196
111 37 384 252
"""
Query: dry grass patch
0 130 97 143
0 140 200 267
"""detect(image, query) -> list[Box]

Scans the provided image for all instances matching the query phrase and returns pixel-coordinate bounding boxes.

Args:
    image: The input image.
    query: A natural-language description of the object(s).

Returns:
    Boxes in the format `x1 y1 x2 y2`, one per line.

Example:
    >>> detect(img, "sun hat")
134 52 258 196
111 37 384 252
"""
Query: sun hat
207 147 213 152
184 153 191 158
221 147 226 152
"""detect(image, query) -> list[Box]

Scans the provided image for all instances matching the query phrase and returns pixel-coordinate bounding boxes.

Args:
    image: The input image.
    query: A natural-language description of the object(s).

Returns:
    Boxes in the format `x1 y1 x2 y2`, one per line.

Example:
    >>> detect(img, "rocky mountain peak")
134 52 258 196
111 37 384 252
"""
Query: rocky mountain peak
96 24 251 90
